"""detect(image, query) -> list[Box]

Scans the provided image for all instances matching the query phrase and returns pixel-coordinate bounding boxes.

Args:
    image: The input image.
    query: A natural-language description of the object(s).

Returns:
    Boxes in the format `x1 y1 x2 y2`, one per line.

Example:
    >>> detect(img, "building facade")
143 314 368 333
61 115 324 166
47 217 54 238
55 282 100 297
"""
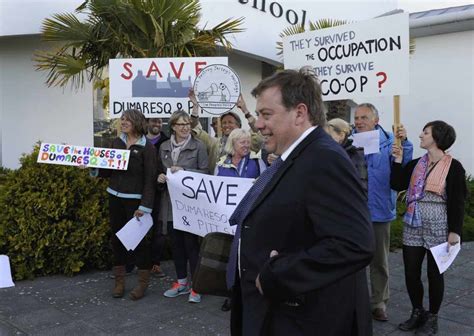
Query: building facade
0 1 472 174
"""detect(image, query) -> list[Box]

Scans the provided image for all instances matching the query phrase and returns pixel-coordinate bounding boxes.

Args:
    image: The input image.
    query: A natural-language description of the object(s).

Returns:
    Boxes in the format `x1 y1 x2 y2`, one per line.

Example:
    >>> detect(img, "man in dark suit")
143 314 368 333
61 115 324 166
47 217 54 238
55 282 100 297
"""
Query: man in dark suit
228 69 375 336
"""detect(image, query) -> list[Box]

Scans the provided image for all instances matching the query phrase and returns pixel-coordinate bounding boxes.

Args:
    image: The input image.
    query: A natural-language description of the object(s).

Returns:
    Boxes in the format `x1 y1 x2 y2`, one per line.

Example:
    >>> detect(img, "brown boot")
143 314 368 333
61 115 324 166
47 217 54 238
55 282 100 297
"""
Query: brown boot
130 269 150 301
112 265 126 298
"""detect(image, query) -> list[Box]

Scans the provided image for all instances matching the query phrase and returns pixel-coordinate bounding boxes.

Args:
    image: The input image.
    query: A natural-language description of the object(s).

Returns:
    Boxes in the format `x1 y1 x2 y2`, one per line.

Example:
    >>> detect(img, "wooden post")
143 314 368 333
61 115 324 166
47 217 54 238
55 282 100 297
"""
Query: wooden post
393 95 401 146
216 117 222 138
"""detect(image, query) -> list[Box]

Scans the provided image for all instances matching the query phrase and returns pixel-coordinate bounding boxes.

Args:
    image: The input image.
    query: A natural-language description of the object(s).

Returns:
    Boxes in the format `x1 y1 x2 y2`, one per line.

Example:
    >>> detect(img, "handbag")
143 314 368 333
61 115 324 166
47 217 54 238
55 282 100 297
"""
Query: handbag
192 232 233 297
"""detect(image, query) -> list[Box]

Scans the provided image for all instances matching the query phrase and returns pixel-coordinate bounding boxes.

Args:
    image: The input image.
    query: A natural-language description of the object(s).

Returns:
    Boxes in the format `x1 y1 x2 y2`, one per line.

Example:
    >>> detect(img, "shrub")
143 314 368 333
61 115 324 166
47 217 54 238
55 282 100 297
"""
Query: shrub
0 144 112 280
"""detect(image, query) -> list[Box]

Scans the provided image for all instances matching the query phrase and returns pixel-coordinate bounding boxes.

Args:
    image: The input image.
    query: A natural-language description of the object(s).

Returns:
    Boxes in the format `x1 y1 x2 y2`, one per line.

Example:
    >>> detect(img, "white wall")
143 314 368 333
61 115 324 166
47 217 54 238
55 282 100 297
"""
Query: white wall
351 30 474 175
0 35 93 169
1 0 397 65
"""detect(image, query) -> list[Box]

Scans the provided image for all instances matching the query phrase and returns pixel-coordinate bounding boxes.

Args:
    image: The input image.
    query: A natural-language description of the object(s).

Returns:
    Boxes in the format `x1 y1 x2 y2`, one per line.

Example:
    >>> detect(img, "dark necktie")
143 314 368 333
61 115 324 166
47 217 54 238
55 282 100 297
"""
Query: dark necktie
226 157 284 289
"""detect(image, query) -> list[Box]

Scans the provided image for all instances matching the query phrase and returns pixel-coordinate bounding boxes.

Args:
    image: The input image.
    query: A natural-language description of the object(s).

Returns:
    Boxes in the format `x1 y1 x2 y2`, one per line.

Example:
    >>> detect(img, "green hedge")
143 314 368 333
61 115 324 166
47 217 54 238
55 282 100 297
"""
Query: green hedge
0 145 112 280
391 176 474 249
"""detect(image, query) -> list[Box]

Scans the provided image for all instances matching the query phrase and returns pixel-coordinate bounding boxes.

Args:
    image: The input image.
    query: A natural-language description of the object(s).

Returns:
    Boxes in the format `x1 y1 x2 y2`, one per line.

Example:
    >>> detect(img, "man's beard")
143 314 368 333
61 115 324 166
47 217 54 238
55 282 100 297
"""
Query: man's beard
149 126 161 135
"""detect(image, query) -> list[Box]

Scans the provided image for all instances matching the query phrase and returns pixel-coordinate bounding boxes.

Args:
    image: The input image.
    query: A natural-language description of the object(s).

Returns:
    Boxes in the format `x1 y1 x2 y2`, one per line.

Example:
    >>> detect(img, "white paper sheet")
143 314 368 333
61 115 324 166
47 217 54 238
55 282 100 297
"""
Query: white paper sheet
430 241 461 274
352 130 380 155
0 255 15 288
115 213 153 251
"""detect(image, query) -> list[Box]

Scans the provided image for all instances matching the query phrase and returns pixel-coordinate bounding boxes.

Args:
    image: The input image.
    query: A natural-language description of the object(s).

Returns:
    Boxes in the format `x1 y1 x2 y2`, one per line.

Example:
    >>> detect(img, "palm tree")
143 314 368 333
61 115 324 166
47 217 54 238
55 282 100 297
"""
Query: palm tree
35 0 244 90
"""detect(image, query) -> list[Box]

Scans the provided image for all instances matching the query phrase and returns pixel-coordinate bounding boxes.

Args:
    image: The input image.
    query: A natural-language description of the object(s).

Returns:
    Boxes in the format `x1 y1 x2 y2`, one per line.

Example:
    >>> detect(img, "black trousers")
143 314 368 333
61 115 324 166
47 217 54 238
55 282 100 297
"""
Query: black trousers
403 245 444 314
168 221 200 281
109 195 151 269
151 191 165 266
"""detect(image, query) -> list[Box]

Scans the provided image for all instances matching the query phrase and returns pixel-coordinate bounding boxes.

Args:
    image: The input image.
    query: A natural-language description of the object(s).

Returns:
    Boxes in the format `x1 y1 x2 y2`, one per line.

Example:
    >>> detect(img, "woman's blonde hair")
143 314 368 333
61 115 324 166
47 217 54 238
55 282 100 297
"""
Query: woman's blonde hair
224 129 251 156
327 118 352 139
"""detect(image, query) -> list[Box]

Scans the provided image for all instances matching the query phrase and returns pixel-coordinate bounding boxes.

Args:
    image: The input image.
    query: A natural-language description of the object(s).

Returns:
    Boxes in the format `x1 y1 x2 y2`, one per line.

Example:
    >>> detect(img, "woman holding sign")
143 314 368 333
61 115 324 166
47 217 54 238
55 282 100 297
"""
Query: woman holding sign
215 128 266 178
188 89 263 173
391 120 467 335
95 109 158 301
158 110 209 304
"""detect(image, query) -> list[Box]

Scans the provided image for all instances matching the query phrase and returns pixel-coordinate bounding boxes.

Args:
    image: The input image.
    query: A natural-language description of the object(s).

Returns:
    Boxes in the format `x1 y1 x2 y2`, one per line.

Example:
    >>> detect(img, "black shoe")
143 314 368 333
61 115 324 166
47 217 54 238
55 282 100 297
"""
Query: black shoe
221 298 231 312
372 308 388 322
416 312 438 335
399 308 426 331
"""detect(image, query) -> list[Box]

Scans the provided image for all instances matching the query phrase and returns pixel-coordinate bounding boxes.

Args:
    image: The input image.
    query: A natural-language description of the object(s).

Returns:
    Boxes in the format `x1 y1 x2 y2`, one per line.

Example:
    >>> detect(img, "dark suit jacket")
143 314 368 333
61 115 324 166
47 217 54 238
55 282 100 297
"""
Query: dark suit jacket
231 127 375 336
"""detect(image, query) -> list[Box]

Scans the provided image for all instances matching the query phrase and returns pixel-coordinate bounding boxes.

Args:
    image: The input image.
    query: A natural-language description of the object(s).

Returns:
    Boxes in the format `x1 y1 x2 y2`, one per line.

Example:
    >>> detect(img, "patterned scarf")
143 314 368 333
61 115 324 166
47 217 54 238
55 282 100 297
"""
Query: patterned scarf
404 153 452 227
170 134 191 165
425 154 452 195
404 154 429 227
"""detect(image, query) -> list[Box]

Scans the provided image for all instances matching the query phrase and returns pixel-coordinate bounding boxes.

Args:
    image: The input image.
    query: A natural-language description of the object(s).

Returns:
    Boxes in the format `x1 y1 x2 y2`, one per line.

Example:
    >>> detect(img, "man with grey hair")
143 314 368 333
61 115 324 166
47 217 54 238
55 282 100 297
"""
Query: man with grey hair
353 103 413 322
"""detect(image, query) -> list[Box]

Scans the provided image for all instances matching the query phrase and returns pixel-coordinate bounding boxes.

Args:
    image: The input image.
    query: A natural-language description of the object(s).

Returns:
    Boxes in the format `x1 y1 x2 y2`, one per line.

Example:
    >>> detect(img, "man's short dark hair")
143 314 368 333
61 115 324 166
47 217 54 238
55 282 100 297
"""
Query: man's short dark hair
251 68 326 127
423 120 456 151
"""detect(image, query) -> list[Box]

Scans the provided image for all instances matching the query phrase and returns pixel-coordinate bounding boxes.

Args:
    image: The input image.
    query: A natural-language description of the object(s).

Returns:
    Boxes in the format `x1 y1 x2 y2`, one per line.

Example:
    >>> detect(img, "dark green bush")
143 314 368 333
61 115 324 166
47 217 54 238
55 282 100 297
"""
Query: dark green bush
391 177 474 250
0 145 112 280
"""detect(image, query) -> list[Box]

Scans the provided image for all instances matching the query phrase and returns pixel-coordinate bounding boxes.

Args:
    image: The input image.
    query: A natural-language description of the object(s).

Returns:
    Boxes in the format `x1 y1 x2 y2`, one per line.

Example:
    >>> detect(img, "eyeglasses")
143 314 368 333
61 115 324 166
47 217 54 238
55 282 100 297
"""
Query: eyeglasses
174 123 191 128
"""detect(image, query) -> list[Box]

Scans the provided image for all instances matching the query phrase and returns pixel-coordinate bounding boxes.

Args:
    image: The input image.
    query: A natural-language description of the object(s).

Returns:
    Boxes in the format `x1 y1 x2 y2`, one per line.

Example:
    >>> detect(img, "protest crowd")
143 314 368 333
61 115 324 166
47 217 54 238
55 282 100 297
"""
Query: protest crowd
1 2 471 335
84 64 468 336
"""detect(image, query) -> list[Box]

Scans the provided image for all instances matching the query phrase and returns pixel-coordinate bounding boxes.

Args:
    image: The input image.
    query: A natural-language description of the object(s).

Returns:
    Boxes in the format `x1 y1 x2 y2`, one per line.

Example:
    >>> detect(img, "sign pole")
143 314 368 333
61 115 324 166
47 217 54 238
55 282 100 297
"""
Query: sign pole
217 118 222 138
393 95 401 146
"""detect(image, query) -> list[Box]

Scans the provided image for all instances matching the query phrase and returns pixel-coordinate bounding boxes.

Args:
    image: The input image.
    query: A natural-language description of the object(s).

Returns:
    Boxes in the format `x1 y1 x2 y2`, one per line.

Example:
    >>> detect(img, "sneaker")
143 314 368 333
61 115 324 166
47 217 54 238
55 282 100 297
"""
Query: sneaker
151 265 166 278
188 290 201 303
163 282 190 298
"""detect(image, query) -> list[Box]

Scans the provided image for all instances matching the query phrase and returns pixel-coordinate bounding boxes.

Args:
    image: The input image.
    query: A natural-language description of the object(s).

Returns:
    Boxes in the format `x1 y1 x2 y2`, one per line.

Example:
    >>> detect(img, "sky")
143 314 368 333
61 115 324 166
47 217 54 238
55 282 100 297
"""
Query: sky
397 0 473 13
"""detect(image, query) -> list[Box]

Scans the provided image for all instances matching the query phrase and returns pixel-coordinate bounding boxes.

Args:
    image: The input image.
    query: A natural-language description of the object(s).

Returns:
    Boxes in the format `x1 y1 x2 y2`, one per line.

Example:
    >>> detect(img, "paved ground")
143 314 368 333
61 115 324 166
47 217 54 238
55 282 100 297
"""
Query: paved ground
1 242 474 336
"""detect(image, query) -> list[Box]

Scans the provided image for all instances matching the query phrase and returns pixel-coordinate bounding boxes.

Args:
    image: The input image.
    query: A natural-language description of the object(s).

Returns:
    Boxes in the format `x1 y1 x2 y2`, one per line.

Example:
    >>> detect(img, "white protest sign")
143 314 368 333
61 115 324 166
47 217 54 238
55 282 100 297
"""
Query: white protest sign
193 64 241 115
283 13 409 101
352 130 380 155
167 169 254 237
109 57 228 118
37 143 130 170
116 213 153 251
0 255 15 288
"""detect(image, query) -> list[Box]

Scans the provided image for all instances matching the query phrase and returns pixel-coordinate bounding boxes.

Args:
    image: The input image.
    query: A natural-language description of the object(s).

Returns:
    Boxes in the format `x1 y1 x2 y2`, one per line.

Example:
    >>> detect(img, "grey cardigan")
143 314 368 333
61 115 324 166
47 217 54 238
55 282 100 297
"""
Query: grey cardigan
159 136 209 174
158 136 209 225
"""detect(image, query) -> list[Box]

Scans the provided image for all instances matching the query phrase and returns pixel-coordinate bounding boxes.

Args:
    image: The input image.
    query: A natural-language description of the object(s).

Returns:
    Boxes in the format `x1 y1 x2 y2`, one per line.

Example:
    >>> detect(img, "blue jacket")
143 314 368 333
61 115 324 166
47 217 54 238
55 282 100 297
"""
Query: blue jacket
355 125 413 223
215 152 266 178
